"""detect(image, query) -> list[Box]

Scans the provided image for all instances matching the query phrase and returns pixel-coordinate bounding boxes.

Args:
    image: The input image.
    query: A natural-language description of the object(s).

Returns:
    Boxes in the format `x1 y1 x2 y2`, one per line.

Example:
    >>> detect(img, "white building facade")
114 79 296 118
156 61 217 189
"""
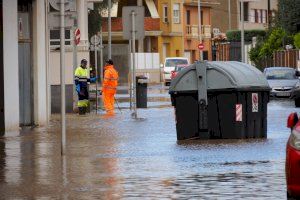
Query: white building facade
1 0 92 134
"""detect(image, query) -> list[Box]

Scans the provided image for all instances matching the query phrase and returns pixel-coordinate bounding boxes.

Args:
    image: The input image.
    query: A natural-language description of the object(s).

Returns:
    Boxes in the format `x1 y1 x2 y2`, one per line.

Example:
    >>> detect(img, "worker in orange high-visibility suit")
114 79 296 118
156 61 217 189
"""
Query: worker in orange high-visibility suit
102 59 119 114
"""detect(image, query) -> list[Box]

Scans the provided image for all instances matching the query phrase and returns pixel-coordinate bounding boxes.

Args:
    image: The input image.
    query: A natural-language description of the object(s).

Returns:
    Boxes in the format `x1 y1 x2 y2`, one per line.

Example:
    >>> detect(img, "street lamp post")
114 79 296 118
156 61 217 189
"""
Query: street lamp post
241 0 245 63
108 0 112 59
198 0 203 61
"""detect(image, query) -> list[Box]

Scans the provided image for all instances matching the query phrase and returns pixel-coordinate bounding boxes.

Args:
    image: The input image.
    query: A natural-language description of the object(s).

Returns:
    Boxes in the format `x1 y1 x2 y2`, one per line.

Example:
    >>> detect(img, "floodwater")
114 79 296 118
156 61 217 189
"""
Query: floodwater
0 99 296 199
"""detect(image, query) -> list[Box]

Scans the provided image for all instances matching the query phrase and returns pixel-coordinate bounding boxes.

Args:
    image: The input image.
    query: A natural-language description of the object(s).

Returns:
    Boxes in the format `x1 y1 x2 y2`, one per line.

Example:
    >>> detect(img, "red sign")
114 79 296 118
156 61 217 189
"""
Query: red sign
198 43 204 50
74 28 81 45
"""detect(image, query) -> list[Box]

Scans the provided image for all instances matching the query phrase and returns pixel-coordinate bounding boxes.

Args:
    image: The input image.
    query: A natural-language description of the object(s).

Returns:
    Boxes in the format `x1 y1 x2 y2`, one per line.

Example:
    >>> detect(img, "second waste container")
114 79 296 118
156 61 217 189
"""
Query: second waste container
136 75 148 108
169 61 270 140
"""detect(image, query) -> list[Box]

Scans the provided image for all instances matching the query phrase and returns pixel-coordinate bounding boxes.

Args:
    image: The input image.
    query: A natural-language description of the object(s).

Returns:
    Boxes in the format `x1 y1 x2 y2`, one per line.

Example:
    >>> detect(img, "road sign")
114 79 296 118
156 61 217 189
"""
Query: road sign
74 28 80 45
122 6 145 40
198 43 204 50
48 12 76 29
90 35 100 45
49 0 76 11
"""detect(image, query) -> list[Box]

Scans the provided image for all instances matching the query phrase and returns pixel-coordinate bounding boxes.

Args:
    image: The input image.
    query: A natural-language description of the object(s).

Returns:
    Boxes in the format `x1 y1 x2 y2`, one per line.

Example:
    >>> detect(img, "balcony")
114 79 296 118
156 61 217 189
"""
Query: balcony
184 0 220 6
185 25 211 39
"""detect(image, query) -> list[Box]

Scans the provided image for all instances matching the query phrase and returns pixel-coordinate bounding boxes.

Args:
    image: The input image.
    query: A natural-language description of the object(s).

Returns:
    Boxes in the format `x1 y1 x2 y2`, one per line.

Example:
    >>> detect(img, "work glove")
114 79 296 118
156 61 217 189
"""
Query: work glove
90 76 98 83
76 84 80 93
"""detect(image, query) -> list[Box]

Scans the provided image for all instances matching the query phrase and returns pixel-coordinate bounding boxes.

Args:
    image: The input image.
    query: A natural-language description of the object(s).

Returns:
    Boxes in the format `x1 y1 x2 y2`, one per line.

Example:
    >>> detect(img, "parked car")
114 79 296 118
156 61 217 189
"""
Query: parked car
170 64 189 80
286 112 300 199
264 67 300 99
161 57 189 85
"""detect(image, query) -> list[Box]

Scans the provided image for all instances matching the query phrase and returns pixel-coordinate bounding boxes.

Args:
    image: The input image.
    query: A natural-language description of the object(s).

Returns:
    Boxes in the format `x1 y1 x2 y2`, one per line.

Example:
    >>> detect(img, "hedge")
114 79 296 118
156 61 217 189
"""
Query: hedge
226 30 267 42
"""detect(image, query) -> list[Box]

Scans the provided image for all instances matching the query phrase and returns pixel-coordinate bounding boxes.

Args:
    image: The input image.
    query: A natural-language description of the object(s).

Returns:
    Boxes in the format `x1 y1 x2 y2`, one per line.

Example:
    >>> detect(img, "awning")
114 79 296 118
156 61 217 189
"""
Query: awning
145 0 159 18
101 2 118 17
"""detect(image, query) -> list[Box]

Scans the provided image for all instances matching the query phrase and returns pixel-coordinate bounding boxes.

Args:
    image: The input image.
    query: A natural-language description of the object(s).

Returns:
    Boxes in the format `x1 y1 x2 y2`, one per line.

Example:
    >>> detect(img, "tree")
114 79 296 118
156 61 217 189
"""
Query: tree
277 0 300 34
88 0 119 39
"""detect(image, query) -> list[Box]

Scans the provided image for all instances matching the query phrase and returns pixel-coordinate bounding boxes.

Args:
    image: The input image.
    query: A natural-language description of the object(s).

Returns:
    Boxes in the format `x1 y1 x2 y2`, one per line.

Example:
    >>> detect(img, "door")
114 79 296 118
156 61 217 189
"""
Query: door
0 0 3 134
163 43 167 61
18 11 33 126
184 51 191 63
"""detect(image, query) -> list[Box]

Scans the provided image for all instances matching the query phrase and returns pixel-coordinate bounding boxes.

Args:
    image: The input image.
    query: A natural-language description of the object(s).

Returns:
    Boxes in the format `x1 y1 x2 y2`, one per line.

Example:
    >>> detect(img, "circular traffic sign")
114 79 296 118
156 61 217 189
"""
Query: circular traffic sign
90 35 100 45
198 43 204 50
74 28 81 45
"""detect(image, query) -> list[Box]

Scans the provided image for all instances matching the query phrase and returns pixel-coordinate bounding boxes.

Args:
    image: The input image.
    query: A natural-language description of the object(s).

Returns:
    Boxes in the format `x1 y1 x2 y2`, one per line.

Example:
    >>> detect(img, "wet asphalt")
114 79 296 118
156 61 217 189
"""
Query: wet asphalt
0 88 296 199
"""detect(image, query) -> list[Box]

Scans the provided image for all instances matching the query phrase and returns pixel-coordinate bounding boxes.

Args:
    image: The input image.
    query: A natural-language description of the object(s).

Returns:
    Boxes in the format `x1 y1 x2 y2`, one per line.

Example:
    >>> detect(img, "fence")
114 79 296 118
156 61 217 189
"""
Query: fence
273 50 300 68
216 42 300 70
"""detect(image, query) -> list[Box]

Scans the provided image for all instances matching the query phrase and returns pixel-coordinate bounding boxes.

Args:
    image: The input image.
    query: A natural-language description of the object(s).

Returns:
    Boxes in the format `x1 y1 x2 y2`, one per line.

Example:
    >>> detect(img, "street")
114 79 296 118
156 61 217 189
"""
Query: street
0 88 295 199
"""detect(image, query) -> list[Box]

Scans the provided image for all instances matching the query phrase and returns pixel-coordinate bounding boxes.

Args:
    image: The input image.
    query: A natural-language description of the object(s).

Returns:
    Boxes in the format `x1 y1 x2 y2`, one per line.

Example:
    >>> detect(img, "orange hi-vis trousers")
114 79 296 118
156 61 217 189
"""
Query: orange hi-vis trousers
103 91 115 114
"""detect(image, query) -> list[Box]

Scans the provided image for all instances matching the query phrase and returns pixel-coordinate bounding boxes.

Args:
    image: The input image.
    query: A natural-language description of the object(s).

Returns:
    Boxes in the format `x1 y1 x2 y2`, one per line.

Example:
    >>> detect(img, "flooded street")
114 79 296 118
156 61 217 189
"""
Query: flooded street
0 97 296 199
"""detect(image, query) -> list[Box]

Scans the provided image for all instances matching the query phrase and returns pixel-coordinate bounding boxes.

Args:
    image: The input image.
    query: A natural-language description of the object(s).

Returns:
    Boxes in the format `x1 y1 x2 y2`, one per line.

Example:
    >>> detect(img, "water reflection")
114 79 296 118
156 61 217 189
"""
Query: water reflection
0 139 5 183
0 99 294 199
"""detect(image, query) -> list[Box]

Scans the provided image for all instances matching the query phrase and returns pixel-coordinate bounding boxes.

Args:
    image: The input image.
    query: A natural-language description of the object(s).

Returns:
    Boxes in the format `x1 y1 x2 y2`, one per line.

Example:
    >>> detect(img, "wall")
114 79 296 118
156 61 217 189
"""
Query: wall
3 0 19 130
50 50 89 85
211 0 239 33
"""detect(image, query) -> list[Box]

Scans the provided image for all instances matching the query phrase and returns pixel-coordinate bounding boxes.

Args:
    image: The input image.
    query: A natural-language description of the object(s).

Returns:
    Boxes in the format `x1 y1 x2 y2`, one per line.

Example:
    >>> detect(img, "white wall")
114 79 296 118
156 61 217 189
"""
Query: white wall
50 51 89 85
32 0 48 125
3 0 19 130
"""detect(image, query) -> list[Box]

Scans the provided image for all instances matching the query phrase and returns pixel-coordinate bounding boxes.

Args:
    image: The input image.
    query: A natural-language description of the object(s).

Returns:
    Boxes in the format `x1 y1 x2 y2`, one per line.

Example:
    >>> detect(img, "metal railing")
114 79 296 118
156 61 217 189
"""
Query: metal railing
186 25 211 39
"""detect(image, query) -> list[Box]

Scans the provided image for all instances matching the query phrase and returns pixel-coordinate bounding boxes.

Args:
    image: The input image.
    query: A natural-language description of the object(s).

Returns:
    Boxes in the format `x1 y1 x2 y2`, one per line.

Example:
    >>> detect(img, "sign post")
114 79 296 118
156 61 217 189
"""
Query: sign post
60 0 66 156
122 6 145 119
90 35 101 114
73 27 79 112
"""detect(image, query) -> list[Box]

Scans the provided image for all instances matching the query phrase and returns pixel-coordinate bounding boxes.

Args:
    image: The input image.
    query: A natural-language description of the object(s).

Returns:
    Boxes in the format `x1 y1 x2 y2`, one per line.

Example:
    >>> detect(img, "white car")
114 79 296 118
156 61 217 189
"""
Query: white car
162 57 189 85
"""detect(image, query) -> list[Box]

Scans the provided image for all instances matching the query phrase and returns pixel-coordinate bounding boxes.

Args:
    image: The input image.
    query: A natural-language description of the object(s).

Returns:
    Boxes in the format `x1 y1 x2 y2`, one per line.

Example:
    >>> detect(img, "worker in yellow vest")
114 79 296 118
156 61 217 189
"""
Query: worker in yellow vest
75 59 90 115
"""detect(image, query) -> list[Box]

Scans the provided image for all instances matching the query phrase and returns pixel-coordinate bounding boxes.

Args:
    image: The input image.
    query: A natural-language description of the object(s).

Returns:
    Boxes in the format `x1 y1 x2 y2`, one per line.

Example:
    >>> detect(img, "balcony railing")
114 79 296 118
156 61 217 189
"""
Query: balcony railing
186 25 211 39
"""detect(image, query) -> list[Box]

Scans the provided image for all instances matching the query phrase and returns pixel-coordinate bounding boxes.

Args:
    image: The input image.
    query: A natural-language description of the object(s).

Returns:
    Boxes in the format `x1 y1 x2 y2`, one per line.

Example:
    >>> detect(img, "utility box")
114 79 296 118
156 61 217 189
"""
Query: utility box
169 61 270 140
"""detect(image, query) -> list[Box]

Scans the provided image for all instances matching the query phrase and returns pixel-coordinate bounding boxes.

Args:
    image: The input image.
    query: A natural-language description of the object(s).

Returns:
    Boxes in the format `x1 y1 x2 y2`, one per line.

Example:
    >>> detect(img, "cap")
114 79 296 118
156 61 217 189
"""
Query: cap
81 59 88 64
105 59 113 65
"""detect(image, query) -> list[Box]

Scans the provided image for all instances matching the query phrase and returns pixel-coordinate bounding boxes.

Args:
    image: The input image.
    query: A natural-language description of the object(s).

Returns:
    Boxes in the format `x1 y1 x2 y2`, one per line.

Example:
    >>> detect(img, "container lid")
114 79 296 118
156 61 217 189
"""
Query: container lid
169 61 270 92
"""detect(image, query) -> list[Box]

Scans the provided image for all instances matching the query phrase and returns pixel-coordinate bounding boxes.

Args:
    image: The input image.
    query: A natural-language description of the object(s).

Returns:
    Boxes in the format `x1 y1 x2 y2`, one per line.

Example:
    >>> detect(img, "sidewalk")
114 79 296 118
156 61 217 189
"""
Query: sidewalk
89 83 172 109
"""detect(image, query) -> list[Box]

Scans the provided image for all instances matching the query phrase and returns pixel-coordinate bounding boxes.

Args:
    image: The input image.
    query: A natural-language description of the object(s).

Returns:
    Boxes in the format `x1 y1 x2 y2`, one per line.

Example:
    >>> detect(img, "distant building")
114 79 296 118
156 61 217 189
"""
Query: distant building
183 0 214 62
238 0 278 30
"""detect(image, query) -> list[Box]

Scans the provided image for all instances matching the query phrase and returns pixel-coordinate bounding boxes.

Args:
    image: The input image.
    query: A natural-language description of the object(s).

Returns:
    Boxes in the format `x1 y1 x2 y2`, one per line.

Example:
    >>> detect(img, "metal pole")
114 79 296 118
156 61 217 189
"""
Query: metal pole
108 0 112 59
198 0 203 61
72 24 78 112
267 0 271 29
241 0 245 62
131 11 137 119
100 31 103 85
94 39 98 114
228 0 231 30
60 0 66 155
129 39 132 110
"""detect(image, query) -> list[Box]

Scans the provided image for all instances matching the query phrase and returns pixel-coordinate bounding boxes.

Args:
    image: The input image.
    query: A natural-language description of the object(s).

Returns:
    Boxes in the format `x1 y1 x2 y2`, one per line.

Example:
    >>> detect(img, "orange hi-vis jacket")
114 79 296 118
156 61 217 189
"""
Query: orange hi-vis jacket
103 65 119 93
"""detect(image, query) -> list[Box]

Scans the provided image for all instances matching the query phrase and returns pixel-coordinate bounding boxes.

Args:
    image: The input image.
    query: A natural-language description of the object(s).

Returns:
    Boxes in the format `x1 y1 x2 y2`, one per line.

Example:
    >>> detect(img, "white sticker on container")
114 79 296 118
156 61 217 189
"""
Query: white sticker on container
236 104 242 122
252 93 259 112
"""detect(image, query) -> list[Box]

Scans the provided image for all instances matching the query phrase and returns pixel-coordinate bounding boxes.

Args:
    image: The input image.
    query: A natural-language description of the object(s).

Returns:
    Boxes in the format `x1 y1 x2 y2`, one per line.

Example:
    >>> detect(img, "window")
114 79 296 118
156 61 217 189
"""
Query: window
257 9 262 23
186 10 190 25
50 29 71 47
173 3 180 24
262 10 267 23
250 9 255 22
240 2 249 22
163 5 168 23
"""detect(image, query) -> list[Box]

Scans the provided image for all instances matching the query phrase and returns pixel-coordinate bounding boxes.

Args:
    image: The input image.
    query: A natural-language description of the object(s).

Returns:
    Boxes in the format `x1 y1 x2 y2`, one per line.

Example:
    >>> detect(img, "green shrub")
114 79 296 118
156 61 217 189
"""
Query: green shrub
294 33 300 49
226 30 267 42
